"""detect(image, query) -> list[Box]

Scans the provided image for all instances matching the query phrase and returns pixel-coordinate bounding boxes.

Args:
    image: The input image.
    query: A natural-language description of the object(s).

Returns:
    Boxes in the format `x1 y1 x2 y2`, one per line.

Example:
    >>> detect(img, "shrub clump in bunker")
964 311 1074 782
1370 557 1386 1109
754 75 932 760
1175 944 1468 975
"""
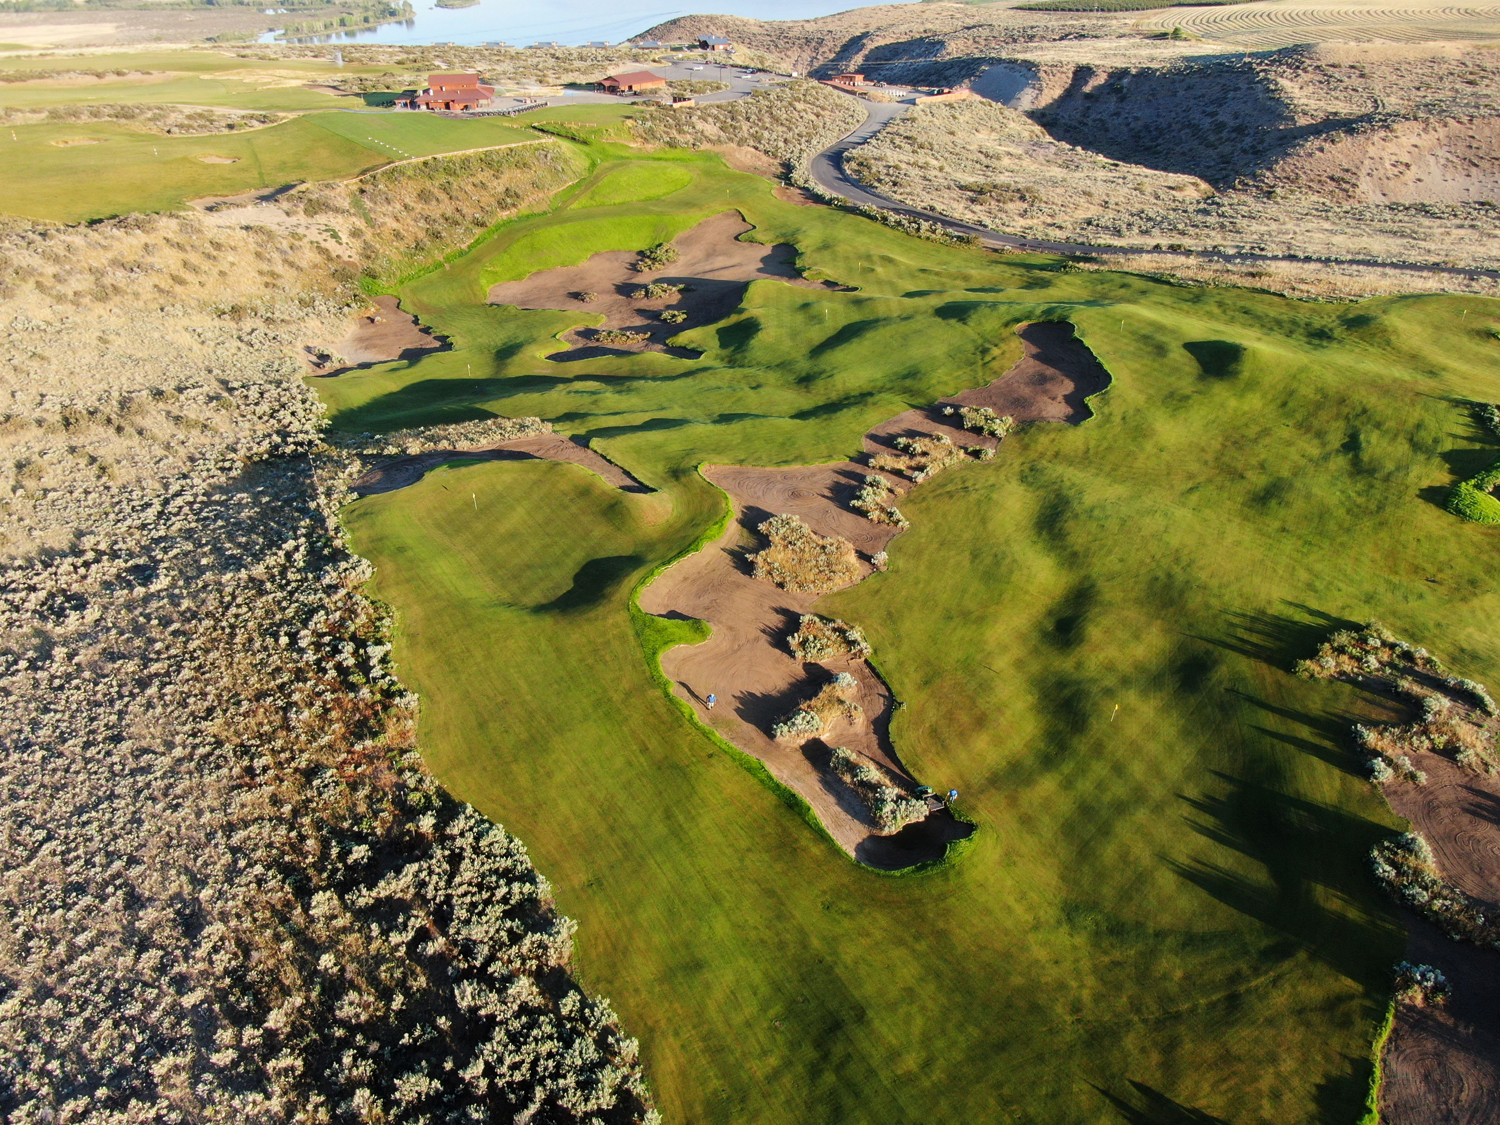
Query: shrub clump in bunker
787 614 872 662
750 513 862 594
870 434 974 483
1295 620 1499 780
850 474 909 528
771 672 861 741
829 747 929 832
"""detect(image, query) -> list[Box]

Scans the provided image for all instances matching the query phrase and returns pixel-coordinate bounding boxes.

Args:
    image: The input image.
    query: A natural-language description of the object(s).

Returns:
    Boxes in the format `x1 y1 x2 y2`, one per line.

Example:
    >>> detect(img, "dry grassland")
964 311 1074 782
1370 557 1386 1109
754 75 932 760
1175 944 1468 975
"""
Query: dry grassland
634 81 865 174
0 142 655 1122
0 102 283 133
843 43 1500 289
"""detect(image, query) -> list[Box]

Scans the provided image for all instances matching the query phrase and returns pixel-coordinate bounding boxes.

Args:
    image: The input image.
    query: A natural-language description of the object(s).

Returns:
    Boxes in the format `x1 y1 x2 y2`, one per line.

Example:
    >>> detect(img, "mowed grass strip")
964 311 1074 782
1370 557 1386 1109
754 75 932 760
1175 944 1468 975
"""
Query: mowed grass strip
0 116 382 221
328 140 1500 1123
309 111 535 160
0 110 542 221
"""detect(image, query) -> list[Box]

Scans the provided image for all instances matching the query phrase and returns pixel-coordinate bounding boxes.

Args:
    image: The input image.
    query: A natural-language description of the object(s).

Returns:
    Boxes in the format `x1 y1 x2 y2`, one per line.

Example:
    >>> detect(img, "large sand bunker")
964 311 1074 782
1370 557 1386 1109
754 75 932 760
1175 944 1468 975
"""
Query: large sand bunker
640 322 1110 867
486 211 845 361
309 295 448 374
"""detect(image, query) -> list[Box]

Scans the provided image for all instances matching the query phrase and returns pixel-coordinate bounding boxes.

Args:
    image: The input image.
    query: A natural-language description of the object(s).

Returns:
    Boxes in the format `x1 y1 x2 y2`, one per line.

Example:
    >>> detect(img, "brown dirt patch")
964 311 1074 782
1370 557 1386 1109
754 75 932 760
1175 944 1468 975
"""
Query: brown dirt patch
485 210 844 361
773 184 821 206
352 432 648 497
309 295 447 374
638 320 1109 865
1275 118 1500 206
707 144 780 177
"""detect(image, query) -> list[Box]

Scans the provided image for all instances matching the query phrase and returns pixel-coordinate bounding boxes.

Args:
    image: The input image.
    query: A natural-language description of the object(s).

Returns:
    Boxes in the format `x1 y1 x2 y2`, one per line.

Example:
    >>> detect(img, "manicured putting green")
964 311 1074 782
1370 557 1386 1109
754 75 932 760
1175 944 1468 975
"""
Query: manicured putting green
570 159 696 208
326 139 1500 1124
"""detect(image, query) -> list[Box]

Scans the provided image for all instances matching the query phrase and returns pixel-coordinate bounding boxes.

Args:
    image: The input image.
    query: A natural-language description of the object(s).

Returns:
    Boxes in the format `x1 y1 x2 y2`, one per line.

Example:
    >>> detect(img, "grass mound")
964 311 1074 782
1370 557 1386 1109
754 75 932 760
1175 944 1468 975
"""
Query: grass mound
1446 401 1500 524
750 514 861 594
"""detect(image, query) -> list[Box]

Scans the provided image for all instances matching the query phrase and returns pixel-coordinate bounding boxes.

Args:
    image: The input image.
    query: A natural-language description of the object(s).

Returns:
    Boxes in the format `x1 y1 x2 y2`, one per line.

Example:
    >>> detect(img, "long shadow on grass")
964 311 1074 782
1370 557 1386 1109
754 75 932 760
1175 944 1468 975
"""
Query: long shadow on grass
327 372 703 431
1095 1081 1227 1124
533 554 645 613
1170 772 1401 983
1200 606 1358 671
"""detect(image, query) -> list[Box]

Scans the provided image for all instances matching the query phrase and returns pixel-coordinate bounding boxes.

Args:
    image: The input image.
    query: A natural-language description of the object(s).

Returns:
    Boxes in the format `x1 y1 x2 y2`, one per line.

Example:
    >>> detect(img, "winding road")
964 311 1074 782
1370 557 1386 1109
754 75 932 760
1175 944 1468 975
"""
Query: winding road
805 92 1500 281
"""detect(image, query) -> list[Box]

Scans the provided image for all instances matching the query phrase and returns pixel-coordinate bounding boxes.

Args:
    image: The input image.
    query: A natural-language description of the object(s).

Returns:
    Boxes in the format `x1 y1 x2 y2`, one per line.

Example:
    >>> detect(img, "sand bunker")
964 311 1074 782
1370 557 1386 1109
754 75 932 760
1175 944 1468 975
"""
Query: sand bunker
352 432 648 497
196 154 239 164
50 137 102 147
1378 734 1500 1124
639 322 1109 867
486 211 844 361
309 295 447 374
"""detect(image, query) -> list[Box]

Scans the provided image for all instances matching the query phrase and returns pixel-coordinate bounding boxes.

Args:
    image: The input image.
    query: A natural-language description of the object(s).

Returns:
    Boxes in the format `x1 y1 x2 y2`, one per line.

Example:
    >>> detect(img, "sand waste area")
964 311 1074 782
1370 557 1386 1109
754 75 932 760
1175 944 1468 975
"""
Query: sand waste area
486 211 846 360
640 322 1111 867
309 295 448 374
1380 747 1500 1122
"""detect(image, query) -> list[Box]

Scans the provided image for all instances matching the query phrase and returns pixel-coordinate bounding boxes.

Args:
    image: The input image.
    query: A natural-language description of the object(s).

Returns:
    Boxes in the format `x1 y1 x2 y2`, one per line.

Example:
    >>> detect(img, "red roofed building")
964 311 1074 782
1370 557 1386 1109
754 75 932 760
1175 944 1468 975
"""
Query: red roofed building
596 70 667 95
396 72 496 111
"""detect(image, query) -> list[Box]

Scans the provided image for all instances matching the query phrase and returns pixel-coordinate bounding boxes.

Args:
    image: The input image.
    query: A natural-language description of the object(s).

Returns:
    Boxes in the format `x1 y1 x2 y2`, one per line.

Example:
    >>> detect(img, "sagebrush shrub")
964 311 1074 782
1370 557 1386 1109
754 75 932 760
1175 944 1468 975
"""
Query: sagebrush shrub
750 514 861 594
828 747 929 832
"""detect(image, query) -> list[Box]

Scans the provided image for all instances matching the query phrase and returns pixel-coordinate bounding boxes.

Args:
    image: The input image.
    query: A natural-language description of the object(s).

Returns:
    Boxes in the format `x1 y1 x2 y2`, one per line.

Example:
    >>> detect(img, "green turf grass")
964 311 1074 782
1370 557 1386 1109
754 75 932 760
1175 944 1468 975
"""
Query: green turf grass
0 50 387 112
0 115 383 221
0 110 543 221
306 111 534 159
325 137 1500 1123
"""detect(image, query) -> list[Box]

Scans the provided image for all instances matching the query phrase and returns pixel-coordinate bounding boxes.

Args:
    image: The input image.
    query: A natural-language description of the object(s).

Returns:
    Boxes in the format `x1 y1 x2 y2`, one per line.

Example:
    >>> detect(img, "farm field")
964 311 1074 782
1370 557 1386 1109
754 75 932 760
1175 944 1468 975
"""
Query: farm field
319 134 1500 1123
1135 0 1500 46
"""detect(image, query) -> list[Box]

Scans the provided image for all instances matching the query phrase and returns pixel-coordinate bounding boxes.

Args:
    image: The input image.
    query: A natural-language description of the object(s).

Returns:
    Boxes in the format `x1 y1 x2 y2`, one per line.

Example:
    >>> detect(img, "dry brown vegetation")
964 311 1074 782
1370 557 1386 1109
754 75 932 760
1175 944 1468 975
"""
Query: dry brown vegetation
869 434 975 483
770 671 861 741
749 513 862 594
846 45 1500 281
633 81 864 174
0 102 284 134
645 8 1500 294
786 614 871 662
0 145 657 1123
1296 622 1499 782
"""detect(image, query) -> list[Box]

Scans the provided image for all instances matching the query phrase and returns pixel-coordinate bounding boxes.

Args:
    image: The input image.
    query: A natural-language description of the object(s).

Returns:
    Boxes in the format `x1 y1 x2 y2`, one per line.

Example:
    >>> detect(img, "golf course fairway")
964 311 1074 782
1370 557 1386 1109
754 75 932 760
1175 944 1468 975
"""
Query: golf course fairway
317 134 1500 1124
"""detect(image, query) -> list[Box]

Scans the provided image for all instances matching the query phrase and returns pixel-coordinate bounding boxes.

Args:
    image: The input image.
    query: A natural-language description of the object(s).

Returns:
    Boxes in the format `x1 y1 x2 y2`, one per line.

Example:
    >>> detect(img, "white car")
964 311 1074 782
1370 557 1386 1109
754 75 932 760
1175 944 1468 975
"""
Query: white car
690 65 703 70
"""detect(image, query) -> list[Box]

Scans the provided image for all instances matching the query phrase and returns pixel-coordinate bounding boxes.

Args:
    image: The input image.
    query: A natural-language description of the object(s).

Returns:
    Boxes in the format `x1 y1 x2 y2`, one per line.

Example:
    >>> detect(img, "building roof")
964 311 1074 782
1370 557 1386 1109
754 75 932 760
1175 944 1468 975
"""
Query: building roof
430 72 483 85
700 36 731 45
600 70 666 86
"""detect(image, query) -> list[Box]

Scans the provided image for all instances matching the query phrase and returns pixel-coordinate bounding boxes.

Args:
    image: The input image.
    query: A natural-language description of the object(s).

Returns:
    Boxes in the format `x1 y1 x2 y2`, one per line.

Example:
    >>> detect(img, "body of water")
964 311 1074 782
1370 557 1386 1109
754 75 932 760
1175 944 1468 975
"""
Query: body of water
268 0 877 47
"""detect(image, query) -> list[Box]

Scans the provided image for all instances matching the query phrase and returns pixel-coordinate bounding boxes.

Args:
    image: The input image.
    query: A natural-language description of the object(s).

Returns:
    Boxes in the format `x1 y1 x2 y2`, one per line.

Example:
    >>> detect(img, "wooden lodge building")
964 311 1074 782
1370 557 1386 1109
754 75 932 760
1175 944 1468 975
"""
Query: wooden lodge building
596 70 667 95
396 73 497 112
